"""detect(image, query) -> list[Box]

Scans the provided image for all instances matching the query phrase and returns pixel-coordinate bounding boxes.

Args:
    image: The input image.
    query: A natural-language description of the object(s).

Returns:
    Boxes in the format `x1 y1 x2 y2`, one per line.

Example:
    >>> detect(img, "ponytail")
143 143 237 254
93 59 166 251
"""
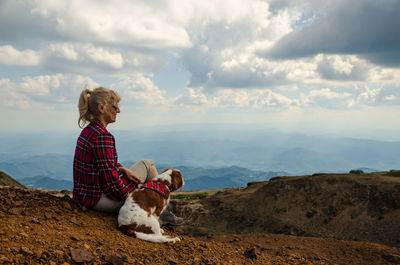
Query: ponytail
78 88 93 128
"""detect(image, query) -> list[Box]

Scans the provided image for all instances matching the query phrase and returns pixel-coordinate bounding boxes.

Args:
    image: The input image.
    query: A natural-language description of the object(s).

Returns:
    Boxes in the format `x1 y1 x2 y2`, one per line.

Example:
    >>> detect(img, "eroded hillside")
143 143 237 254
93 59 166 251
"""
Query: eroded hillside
175 171 400 247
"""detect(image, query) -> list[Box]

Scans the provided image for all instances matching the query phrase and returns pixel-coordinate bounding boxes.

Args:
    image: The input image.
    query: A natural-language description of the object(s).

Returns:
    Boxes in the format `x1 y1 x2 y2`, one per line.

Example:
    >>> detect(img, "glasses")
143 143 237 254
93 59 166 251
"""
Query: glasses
111 105 120 111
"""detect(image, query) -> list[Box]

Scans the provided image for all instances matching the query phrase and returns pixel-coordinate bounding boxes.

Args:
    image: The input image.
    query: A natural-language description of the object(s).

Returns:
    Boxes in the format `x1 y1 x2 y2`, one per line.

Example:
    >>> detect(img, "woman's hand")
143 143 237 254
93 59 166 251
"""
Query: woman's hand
118 167 141 183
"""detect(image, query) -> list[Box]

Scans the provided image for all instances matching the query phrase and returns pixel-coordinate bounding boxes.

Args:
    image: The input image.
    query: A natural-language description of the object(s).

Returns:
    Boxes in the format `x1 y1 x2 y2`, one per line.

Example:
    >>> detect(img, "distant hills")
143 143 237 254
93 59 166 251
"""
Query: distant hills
158 165 288 191
7 164 287 191
19 176 73 191
0 154 72 180
0 128 399 191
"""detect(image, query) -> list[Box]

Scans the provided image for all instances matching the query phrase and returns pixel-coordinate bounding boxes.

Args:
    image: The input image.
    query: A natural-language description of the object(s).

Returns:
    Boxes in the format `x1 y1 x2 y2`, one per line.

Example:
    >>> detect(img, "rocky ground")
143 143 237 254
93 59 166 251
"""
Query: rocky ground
1 186 400 264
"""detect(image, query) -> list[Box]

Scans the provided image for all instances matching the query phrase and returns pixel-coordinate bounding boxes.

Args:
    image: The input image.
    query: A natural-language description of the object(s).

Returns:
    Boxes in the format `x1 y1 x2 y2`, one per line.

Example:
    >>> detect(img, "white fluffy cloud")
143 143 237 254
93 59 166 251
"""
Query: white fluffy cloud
0 74 99 109
0 46 42 66
176 87 295 109
111 74 167 106
48 43 124 69
0 0 191 49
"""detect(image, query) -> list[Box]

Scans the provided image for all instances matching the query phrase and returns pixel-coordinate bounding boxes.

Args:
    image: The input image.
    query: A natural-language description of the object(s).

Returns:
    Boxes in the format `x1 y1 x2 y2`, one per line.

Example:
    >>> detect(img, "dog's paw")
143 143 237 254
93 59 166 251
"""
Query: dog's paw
160 228 165 234
170 237 180 243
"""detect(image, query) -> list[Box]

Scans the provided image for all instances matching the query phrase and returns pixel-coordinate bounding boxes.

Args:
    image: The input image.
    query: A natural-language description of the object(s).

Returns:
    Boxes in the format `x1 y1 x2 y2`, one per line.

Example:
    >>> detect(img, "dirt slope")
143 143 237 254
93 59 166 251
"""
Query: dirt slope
0 171 26 188
1 185 400 264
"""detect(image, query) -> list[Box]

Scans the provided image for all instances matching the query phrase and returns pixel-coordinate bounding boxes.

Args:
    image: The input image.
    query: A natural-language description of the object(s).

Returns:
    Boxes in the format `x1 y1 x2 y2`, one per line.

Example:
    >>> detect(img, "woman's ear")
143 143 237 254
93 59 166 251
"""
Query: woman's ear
97 103 105 114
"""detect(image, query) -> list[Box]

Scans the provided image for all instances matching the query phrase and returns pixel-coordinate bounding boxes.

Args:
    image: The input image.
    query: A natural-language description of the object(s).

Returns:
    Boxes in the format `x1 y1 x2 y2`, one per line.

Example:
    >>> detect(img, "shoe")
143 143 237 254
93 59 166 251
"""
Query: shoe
159 209 184 226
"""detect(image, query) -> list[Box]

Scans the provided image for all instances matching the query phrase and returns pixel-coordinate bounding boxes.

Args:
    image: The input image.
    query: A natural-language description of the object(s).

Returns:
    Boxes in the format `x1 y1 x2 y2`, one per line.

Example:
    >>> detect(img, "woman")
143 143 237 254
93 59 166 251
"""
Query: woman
73 87 182 225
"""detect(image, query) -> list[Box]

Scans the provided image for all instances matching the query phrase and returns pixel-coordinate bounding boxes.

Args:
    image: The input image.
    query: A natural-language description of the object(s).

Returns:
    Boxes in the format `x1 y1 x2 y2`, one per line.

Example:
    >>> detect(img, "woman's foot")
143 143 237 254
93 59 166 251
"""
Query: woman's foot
159 209 184 226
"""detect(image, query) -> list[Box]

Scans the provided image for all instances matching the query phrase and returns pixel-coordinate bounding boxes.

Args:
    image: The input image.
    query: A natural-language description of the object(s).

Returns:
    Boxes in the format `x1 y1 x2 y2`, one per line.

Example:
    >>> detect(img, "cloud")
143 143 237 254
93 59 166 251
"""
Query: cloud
0 0 191 49
0 0 399 115
302 88 353 108
0 42 162 75
0 46 42 66
47 43 124 69
0 74 99 109
0 79 31 109
175 83 400 110
262 0 400 67
179 1 296 89
315 54 372 81
175 87 294 109
111 74 167 106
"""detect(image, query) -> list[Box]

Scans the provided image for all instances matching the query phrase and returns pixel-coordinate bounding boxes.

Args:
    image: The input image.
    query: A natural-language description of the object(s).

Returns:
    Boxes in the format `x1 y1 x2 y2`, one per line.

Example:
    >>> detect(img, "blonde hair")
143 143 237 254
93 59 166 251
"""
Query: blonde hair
78 87 121 128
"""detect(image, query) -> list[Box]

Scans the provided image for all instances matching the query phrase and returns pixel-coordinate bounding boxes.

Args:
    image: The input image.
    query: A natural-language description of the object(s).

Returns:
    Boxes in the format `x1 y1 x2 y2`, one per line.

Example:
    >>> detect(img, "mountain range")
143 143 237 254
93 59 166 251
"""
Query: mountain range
0 126 398 191
10 164 287 191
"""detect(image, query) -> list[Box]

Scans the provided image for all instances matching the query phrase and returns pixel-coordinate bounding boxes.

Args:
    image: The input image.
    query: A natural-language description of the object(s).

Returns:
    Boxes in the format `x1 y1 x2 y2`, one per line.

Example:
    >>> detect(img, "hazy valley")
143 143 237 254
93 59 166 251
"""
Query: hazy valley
1 126 399 191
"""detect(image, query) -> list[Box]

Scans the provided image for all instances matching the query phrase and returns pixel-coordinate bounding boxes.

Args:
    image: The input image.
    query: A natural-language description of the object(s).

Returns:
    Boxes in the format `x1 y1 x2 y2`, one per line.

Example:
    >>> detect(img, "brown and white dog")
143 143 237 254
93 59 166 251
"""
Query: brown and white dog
118 168 184 243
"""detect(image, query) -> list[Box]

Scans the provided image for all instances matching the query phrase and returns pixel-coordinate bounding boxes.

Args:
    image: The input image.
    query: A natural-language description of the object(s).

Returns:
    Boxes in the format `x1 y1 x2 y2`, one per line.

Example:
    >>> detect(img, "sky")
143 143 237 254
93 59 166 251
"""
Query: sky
0 0 400 140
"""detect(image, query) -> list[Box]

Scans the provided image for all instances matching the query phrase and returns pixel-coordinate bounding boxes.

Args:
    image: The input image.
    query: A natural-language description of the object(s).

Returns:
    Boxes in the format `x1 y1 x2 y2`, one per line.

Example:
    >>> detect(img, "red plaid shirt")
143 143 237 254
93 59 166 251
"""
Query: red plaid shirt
73 120 137 208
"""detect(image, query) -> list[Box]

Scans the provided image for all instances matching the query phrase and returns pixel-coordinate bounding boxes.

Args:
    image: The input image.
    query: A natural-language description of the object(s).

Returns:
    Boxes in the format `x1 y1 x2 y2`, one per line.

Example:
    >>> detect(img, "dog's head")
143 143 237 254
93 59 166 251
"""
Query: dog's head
161 168 184 192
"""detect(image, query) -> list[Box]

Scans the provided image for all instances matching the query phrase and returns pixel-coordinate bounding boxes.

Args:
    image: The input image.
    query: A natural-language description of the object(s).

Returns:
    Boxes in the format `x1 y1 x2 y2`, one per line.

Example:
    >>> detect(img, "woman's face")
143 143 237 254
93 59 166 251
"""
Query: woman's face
106 103 120 124
99 102 120 126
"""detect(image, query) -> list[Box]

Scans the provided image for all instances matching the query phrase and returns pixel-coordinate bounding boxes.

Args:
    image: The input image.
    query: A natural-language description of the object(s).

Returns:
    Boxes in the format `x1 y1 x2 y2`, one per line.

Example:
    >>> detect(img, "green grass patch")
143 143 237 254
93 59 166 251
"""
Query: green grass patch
386 170 400 177
171 192 208 200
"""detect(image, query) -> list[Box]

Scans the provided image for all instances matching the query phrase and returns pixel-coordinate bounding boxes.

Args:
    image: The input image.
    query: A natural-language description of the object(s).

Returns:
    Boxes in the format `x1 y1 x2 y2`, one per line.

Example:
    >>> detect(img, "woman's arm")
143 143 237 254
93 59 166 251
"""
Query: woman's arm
118 167 141 183
92 134 136 200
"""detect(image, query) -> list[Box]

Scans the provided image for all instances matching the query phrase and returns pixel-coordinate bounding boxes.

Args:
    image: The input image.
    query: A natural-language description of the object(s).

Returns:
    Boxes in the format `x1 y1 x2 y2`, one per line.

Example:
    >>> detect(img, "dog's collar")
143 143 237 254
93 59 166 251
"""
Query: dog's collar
141 180 171 199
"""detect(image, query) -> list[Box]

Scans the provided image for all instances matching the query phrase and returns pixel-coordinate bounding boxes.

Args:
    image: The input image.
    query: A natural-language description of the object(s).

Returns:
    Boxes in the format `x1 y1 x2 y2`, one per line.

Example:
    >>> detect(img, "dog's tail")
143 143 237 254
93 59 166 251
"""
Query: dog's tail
119 224 138 237
135 232 180 243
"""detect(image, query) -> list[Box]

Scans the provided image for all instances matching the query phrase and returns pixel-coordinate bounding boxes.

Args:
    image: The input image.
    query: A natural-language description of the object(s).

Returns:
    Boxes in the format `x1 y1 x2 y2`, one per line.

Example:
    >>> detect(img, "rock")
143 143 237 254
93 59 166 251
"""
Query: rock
62 201 72 210
19 247 33 256
70 248 94 263
13 200 23 206
70 236 80 241
382 254 400 263
53 249 64 256
166 257 178 264
44 212 52 219
69 217 80 226
30 218 40 224
19 232 29 238
0 255 12 263
109 255 126 265
200 259 214 265
8 208 23 215
244 247 257 259
33 248 43 258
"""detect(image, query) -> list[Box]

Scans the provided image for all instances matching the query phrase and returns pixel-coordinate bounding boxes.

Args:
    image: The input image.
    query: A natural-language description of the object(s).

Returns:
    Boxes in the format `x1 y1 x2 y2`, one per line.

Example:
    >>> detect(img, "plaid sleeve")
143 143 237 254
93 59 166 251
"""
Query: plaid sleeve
92 133 134 200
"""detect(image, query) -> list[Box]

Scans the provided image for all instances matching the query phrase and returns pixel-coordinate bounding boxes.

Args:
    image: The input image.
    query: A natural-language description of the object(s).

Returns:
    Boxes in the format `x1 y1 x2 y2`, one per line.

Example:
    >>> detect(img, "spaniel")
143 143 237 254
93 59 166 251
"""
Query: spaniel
118 168 184 243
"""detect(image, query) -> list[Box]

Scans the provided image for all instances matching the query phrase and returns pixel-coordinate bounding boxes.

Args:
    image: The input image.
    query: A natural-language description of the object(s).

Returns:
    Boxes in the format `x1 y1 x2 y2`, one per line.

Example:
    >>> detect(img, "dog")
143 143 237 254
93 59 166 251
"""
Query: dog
117 168 184 243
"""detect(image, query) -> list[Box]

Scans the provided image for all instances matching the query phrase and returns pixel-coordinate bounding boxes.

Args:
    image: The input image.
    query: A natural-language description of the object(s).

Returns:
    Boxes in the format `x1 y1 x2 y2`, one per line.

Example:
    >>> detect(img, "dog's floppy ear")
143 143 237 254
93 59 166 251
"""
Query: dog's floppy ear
170 170 184 191
161 168 170 173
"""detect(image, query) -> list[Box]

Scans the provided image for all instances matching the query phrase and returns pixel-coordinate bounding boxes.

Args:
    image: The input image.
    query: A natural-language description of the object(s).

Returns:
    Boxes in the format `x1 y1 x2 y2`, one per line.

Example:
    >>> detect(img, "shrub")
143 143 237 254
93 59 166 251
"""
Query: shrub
349 170 364 174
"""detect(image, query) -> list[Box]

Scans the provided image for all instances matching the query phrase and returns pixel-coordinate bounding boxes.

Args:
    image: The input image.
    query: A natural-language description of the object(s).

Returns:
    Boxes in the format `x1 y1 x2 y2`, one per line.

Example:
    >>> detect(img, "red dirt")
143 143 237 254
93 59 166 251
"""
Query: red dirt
1 187 400 264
